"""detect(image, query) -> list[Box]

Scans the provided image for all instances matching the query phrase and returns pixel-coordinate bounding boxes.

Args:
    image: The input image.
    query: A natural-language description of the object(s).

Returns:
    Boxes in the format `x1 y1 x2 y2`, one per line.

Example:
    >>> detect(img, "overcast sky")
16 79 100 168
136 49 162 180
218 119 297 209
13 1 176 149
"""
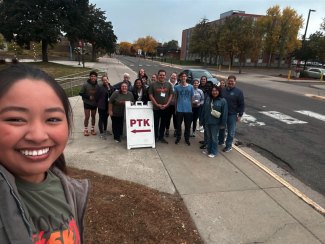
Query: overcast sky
91 0 325 45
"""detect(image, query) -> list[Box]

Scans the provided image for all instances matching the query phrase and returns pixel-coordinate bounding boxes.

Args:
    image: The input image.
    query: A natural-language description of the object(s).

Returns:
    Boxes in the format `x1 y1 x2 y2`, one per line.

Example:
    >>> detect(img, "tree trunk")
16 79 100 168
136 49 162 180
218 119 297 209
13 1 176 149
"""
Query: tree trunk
204 52 207 68
92 45 96 62
267 53 272 68
200 52 203 65
278 54 282 68
42 40 48 62
230 54 233 67
239 54 242 74
214 55 217 65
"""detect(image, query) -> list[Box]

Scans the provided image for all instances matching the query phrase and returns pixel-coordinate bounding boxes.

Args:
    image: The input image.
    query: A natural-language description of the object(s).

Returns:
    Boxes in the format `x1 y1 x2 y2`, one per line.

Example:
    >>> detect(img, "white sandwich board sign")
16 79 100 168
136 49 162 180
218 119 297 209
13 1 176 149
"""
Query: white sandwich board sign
125 101 155 149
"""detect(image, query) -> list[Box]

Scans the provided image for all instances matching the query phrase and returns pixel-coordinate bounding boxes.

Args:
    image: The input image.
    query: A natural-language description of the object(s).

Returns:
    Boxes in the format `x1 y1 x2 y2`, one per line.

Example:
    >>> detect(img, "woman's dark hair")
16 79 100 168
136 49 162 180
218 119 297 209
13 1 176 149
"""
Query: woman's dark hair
209 85 223 99
132 79 147 93
0 64 72 174
119 82 129 94
137 68 146 78
141 75 148 81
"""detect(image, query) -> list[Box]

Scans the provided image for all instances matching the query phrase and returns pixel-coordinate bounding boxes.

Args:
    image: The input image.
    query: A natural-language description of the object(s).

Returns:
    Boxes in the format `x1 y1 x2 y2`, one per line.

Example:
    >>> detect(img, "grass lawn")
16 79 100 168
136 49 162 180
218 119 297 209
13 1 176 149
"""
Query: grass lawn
68 166 203 244
0 62 92 78
64 85 83 97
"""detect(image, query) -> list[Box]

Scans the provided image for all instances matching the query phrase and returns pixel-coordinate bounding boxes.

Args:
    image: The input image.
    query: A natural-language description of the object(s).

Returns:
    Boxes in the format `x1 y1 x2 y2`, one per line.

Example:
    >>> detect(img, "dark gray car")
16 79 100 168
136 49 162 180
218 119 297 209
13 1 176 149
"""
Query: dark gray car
182 69 219 85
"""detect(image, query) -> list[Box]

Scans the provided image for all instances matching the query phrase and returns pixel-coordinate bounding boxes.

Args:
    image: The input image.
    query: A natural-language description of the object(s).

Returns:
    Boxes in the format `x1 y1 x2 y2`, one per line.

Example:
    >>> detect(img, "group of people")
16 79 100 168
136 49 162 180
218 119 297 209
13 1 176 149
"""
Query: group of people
79 68 245 158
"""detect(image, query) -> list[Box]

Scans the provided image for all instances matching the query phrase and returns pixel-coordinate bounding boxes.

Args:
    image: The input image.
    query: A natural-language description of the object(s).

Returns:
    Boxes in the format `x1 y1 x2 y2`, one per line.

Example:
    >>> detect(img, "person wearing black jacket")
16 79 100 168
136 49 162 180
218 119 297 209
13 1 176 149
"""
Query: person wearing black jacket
198 76 207 93
113 73 133 91
132 79 149 105
218 75 245 152
95 76 115 140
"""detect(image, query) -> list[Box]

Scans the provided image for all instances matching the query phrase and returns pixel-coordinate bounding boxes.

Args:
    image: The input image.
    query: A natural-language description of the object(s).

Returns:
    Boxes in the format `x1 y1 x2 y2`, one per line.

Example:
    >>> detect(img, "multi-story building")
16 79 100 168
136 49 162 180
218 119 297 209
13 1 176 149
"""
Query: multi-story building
180 10 292 68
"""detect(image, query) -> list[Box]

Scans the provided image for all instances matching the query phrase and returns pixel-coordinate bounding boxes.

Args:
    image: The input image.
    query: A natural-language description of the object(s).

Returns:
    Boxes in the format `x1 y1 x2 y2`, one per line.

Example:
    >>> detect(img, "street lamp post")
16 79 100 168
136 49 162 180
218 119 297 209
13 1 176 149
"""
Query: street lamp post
13 33 17 61
300 9 316 70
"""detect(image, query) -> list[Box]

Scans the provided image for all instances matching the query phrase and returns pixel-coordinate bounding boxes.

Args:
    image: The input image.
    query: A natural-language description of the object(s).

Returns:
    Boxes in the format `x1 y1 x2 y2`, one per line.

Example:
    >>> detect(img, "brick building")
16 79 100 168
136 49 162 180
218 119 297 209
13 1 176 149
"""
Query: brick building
180 10 292 68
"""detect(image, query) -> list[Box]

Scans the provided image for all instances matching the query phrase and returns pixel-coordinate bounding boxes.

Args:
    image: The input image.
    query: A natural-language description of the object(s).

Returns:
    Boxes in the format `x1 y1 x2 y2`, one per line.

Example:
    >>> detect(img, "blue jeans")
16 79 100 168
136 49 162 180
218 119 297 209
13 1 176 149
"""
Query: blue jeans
205 124 220 155
219 114 237 148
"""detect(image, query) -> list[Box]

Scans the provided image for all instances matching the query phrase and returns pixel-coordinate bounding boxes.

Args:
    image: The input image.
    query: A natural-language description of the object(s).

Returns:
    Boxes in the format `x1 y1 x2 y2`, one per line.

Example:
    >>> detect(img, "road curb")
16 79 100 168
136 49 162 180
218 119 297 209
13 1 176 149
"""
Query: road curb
233 144 325 215
305 94 325 101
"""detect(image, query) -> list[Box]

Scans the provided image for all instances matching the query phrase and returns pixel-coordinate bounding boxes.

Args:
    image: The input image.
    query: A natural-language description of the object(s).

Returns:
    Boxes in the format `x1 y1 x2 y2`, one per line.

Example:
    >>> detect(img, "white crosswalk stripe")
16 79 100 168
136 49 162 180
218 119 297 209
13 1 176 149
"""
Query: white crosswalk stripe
130 64 134 66
259 111 307 124
240 113 265 126
147 65 151 66
294 110 325 122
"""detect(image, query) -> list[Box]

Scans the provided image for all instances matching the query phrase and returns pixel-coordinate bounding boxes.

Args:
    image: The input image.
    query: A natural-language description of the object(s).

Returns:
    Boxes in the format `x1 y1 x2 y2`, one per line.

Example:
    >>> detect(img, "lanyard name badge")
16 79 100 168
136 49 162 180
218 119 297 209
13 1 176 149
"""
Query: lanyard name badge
160 83 166 97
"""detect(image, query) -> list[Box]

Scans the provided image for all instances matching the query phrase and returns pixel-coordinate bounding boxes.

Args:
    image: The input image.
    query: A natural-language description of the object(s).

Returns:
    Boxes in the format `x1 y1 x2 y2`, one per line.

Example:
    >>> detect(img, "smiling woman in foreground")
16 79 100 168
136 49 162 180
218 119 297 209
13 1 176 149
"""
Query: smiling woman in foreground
0 64 89 244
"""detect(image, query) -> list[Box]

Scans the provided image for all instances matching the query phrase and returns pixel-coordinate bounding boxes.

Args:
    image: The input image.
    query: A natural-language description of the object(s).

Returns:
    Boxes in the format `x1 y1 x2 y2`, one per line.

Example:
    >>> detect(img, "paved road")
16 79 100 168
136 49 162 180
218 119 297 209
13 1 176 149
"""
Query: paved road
116 55 325 197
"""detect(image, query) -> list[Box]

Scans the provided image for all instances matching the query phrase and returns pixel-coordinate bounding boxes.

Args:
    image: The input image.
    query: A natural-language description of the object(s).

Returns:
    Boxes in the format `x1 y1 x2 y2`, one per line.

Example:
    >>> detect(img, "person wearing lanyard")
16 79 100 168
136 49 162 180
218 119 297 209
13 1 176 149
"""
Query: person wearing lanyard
132 78 149 105
149 70 173 144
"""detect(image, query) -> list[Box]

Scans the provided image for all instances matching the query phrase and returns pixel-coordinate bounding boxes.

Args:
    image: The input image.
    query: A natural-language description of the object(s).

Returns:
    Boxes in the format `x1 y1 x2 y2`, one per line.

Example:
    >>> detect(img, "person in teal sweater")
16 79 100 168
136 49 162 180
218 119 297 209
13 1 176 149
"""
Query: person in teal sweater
200 86 228 158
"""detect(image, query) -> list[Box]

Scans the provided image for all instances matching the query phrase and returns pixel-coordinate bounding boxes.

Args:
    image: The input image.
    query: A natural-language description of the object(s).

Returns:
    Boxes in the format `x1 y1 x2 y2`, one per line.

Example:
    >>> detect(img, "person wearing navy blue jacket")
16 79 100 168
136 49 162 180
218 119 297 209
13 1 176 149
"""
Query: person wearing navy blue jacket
200 86 228 157
219 75 245 152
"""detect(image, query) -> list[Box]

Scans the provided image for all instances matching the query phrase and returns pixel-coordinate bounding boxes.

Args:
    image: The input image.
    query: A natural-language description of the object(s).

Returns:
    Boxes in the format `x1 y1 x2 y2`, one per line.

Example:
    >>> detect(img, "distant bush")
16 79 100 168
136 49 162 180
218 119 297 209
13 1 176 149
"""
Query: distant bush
7 43 27 55
0 59 6 65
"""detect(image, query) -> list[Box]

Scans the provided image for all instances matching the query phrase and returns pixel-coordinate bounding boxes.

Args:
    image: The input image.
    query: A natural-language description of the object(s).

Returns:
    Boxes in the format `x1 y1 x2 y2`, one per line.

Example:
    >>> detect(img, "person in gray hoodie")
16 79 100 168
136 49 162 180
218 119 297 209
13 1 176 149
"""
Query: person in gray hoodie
79 71 99 136
0 64 89 244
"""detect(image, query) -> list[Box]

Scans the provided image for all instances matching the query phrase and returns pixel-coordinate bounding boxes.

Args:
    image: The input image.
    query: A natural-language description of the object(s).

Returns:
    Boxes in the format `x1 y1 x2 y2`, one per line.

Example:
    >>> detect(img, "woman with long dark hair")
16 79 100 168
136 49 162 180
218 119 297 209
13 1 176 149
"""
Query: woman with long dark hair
200 85 228 158
132 79 149 105
95 76 114 140
0 64 89 243
138 68 152 86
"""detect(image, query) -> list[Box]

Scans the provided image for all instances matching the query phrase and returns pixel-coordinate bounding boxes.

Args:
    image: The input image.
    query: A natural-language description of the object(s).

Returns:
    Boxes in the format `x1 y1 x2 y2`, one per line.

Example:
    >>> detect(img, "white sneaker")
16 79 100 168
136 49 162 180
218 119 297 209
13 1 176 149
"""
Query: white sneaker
203 150 208 154
200 129 204 133
208 154 215 158
197 126 203 131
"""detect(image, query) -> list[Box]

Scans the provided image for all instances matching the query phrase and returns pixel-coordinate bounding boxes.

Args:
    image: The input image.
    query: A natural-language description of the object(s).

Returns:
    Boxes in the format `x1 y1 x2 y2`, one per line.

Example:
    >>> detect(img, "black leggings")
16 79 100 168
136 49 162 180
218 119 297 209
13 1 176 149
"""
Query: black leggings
192 106 201 132
98 109 109 134
111 116 124 140
166 105 177 130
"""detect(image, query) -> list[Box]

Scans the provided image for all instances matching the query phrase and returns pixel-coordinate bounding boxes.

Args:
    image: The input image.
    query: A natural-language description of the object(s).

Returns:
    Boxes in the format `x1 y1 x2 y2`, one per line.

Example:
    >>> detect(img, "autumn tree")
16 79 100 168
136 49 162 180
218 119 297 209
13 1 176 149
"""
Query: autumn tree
218 16 243 67
119 42 132 55
236 18 256 73
133 36 157 56
258 6 303 67
189 19 215 67
250 20 264 67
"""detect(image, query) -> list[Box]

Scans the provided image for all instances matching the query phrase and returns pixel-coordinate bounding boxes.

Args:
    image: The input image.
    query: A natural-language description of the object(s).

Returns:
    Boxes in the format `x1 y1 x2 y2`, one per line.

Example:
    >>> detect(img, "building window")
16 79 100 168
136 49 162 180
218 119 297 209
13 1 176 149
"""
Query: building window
258 53 263 60
275 53 280 60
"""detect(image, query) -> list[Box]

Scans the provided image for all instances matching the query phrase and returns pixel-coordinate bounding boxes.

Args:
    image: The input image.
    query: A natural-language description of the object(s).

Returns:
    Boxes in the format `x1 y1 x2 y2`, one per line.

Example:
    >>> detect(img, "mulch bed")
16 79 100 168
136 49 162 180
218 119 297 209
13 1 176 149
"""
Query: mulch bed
68 167 203 244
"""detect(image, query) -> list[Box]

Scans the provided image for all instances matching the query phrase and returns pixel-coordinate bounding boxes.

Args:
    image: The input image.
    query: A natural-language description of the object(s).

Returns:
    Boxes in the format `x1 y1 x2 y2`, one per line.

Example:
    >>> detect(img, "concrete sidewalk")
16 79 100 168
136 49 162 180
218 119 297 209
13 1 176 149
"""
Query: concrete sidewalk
63 57 325 244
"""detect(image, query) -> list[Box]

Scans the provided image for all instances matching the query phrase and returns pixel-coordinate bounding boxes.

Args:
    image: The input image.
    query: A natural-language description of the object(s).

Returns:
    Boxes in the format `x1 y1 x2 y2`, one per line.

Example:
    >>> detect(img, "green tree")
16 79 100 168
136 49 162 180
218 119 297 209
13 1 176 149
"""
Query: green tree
189 19 215 67
165 40 179 49
84 4 117 61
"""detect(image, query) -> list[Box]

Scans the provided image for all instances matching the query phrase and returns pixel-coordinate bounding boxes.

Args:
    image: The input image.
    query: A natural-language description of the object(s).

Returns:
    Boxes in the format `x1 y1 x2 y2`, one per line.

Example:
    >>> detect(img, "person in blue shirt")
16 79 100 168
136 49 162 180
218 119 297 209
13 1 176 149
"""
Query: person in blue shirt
200 86 228 158
174 72 194 146
219 75 245 152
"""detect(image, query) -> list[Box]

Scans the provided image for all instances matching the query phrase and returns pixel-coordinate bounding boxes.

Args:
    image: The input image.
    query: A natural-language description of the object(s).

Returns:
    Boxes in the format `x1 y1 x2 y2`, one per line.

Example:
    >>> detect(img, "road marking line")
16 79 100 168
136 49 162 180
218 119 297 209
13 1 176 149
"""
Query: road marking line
139 64 143 66
241 113 265 126
147 65 151 66
259 111 307 124
294 110 325 122
232 144 325 215
130 64 134 66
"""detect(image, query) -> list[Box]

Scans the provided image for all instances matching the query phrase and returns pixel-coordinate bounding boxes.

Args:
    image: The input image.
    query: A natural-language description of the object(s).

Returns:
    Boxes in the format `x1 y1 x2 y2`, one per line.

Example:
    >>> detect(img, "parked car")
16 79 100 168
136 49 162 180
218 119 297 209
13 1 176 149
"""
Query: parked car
307 68 325 80
181 69 219 85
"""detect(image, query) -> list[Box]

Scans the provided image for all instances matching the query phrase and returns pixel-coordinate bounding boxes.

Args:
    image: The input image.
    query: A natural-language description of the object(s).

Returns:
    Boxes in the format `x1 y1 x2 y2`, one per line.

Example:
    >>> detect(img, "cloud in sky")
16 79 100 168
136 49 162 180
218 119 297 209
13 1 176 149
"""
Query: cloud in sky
91 0 325 45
